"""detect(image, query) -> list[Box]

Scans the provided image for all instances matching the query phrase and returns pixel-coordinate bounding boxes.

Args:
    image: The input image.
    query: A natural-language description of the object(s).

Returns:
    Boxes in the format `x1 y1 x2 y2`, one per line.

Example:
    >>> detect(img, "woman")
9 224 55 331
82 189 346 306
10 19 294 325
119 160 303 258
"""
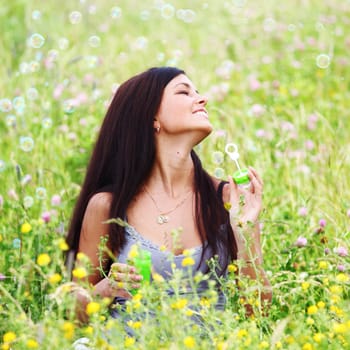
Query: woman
66 67 271 323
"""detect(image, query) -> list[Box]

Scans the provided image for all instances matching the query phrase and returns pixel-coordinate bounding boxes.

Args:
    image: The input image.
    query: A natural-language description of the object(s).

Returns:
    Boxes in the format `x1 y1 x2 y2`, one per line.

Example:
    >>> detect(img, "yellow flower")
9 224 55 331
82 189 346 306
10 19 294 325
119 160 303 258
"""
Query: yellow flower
171 298 188 310
48 273 62 284
216 341 227 350
259 341 269 349
86 301 101 315
285 335 295 344
275 341 282 348
182 257 195 267
152 272 164 283
318 261 328 269
124 337 135 347
3 332 16 343
26 339 39 348
317 301 326 309
224 202 232 211
301 282 310 291
77 252 88 261
72 267 88 279
37 253 51 266
333 323 347 334
21 222 32 234
0 234 3 242
330 285 342 294
307 305 318 315
200 297 211 308
128 244 139 259
336 273 349 283
84 326 94 335
127 320 142 329
58 239 69 251
183 336 196 348
237 329 248 338
306 317 315 325
302 343 313 350
228 264 237 273
62 321 75 340
313 333 325 343
185 309 194 317
330 294 341 304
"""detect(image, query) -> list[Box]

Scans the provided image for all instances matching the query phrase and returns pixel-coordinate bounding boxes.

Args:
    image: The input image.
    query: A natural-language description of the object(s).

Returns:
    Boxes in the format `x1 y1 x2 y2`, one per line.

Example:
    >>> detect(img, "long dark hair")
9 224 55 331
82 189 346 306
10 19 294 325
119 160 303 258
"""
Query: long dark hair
66 66 237 275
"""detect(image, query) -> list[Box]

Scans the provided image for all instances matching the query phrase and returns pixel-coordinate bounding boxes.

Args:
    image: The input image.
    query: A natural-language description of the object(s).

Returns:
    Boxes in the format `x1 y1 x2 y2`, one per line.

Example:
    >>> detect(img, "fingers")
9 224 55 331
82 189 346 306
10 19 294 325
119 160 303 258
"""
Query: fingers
108 263 143 292
248 166 263 187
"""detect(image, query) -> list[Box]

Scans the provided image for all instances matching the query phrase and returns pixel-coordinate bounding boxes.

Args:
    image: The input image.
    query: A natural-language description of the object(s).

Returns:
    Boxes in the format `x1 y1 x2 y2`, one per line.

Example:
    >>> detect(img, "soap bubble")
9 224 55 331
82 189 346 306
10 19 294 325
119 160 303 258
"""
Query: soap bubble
13 238 21 249
263 17 276 32
13 96 26 112
19 136 34 152
111 6 122 19
176 9 196 23
233 0 246 7
140 10 150 21
32 10 41 20
0 98 12 112
212 151 224 165
36 187 47 200
58 37 69 50
23 196 34 208
88 35 101 48
29 61 40 72
28 33 45 48
42 117 53 129
316 54 331 69
134 36 148 50
27 88 39 100
63 99 76 114
69 11 82 24
161 4 175 19
5 115 16 127
214 167 225 179
0 160 6 173
19 62 30 74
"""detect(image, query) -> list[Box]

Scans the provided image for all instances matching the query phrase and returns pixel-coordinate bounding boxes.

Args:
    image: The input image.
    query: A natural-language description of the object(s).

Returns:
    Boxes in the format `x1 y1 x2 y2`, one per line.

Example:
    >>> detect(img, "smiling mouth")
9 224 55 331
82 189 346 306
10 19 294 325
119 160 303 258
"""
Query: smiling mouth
193 110 209 118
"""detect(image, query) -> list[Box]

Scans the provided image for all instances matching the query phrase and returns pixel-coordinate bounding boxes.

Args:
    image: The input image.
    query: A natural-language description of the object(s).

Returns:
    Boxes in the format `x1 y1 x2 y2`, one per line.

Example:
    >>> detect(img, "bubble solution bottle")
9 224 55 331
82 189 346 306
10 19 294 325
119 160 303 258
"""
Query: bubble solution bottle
131 249 152 295
225 143 251 189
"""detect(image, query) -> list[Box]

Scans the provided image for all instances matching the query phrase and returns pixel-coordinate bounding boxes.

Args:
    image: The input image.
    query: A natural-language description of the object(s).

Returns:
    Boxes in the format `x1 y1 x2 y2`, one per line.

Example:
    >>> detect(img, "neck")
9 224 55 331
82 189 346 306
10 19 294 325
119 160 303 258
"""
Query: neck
146 144 194 198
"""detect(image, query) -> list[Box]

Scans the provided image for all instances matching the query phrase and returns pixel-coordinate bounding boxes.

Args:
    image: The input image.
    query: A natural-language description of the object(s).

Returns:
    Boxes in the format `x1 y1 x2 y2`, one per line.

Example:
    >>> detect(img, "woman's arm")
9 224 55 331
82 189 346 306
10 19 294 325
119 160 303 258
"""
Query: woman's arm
71 192 141 323
222 168 272 312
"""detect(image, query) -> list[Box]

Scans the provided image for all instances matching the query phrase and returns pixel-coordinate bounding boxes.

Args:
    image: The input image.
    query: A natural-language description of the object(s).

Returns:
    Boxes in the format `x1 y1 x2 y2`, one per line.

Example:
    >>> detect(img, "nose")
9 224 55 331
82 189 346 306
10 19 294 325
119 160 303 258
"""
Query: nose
196 94 208 106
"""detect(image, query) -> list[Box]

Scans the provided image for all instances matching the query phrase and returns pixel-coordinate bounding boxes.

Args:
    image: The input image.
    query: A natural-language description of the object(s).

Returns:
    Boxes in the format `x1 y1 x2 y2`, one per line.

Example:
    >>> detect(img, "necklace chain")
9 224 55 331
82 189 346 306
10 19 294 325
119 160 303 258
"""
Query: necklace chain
143 187 192 225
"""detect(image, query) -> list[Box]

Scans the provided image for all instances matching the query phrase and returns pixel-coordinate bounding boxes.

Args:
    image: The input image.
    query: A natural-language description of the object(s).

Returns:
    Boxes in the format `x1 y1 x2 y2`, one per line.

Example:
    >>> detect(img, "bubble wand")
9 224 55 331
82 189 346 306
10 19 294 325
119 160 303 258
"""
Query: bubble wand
225 143 251 189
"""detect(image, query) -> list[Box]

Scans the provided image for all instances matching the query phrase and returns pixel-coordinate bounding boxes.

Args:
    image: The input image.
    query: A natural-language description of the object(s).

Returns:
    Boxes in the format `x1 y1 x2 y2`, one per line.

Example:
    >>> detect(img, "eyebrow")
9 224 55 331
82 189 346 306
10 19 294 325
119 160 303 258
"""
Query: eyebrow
174 82 199 94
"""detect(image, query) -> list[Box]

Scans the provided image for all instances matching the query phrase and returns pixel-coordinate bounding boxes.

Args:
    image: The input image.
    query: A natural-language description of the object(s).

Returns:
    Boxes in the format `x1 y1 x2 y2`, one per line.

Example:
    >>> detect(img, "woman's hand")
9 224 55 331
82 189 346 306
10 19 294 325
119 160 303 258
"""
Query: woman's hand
93 263 142 299
227 166 263 225
225 166 264 262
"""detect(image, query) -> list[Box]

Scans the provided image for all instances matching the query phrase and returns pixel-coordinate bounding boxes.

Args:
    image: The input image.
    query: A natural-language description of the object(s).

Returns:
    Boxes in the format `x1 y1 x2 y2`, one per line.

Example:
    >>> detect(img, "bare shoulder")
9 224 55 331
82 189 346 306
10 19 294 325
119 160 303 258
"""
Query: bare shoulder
81 192 113 237
85 192 113 216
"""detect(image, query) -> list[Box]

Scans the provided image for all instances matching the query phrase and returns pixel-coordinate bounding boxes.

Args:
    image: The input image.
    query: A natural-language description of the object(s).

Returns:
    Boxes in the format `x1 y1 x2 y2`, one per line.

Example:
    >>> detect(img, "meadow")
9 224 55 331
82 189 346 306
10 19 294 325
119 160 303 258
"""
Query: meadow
0 0 349 349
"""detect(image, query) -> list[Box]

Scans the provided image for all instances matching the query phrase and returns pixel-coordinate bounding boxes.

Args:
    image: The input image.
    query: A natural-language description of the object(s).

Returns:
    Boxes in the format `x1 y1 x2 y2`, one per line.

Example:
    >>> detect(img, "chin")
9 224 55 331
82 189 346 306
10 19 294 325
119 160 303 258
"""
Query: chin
193 125 213 145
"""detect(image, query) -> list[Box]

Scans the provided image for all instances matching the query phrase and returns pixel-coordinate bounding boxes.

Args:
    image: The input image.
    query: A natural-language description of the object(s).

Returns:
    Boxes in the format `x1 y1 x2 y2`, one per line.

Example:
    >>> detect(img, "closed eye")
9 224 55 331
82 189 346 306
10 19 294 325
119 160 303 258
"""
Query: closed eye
177 90 189 95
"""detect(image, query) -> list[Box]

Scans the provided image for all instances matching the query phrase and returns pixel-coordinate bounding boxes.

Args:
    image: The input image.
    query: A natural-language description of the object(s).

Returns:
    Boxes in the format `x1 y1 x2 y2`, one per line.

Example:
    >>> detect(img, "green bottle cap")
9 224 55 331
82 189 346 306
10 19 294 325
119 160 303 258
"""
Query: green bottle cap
233 168 250 185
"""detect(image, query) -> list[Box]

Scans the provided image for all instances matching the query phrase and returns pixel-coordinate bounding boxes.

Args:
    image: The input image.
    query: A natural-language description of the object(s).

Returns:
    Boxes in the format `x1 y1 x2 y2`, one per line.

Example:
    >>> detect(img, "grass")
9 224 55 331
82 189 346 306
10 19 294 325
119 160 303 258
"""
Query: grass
0 0 349 349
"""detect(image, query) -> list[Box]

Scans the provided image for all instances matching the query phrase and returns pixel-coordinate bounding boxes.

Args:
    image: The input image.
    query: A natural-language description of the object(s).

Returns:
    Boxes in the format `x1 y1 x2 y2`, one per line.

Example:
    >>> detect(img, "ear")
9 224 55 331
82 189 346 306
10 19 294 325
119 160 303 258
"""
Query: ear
153 119 160 130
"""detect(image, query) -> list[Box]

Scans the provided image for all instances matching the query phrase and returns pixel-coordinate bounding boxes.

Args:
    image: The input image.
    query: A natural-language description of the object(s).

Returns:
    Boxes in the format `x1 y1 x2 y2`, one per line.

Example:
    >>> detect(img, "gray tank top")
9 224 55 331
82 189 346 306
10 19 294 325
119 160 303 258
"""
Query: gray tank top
112 223 227 312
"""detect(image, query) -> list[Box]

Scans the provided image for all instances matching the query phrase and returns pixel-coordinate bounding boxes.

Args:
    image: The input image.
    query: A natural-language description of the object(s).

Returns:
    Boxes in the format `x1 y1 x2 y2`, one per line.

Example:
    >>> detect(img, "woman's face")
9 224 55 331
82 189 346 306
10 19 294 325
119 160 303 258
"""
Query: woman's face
155 74 213 142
